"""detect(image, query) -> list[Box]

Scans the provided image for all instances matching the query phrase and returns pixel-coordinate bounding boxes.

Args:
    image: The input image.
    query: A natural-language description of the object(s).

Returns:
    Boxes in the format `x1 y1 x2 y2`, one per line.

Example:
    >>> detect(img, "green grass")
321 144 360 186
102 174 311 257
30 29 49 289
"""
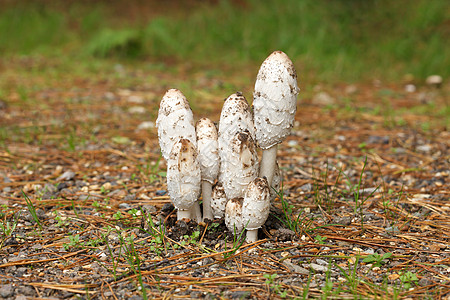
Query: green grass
0 0 448 81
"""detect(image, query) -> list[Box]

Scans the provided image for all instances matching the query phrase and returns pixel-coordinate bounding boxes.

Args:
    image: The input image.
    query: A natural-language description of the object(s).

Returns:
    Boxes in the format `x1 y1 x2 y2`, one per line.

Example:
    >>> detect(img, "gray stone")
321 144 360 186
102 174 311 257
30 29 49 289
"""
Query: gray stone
385 226 400 234
300 183 312 192
230 291 251 299
416 145 432 153
315 258 328 266
15 295 27 300
418 277 433 286
142 205 157 213
0 284 14 298
308 263 328 272
119 203 131 210
57 170 76 181
333 216 352 226
283 261 310 275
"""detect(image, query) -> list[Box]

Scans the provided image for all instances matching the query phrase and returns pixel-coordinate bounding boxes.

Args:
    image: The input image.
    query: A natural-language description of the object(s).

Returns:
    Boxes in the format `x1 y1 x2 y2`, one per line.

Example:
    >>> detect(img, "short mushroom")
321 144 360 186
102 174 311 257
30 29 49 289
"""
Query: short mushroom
242 177 271 243
156 89 196 161
166 138 201 221
253 51 299 186
220 130 259 200
225 198 244 235
211 182 227 218
196 117 220 220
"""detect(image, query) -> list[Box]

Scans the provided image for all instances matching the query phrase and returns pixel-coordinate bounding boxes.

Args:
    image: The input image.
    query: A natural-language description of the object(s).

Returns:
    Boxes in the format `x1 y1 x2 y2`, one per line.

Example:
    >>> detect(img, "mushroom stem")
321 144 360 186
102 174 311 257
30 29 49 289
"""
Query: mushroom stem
190 201 202 223
246 229 258 243
177 209 191 221
201 181 213 220
259 145 278 186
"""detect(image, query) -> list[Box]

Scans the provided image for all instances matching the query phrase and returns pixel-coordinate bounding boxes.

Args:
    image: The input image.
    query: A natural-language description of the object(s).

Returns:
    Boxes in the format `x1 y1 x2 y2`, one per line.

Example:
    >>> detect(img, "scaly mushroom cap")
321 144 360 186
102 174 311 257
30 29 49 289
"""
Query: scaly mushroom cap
225 198 244 234
220 130 259 200
253 51 300 149
218 92 255 156
196 118 219 184
211 182 227 218
242 177 271 231
156 89 196 160
166 139 201 211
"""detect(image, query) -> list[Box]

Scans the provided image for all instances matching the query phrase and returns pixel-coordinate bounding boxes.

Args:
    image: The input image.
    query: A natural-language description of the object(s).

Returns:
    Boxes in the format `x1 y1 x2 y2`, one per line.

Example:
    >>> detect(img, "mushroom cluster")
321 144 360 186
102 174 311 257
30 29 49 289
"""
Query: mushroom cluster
155 51 299 243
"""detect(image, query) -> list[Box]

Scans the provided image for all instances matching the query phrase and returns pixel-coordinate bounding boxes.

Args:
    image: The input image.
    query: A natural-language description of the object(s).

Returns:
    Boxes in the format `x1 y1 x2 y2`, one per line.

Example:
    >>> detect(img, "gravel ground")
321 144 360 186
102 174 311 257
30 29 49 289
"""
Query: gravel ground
0 66 449 299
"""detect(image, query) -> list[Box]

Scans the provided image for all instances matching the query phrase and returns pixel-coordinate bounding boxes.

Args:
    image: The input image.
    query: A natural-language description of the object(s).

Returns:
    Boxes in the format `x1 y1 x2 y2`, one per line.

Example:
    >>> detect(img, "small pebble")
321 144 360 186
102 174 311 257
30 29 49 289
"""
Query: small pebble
119 203 131 210
57 170 76 181
0 284 14 298
156 190 167 196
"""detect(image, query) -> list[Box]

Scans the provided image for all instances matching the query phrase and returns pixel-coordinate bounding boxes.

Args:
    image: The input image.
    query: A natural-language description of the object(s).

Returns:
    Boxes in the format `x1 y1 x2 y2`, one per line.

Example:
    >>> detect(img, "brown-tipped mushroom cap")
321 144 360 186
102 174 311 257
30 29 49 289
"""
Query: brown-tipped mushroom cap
225 198 244 234
253 51 299 149
196 117 219 184
242 177 271 231
166 139 201 213
156 89 196 160
218 92 255 155
220 130 259 200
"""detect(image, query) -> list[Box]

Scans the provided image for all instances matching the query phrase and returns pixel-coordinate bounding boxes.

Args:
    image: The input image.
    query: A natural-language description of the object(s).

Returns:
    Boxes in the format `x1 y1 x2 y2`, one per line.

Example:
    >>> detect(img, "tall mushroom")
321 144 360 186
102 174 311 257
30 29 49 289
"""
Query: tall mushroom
166 139 201 221
253 51 299 186
242 177 271 243
196 118 220 220
156 89 201 221
218 92 257 200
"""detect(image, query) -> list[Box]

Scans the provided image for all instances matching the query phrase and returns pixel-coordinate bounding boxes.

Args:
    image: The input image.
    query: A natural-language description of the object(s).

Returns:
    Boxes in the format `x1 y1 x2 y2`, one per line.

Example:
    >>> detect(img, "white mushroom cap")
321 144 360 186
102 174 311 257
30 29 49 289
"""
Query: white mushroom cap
220 130 259 200
218 92 255 155
196 118 219 184
156 89 196 160
225 198 244 234
242 177 271 231
426 75 443 87
166 138 201 212
211 182 227 218
253 51 300 149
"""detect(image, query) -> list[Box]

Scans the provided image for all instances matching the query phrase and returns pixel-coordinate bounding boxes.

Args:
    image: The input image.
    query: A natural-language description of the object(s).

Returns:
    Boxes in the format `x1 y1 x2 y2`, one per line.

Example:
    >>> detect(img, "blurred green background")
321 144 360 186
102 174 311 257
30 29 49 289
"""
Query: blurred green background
0 0 448 82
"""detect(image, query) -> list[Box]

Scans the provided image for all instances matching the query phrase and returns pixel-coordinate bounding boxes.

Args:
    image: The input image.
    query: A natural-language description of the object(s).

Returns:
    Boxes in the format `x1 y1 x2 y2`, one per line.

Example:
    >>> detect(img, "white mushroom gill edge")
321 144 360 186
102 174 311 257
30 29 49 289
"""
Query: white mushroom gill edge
242 177 271 243
166 138 201 221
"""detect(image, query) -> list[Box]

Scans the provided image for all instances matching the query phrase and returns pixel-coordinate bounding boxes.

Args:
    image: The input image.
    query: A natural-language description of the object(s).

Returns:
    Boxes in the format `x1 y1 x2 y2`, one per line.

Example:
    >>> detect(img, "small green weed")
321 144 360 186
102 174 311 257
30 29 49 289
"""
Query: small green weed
22 191 42 231
399 271 418 290
363 252 393 268
64 233 81 250
263 273 287 298
0 211 20 245
314 235 327 245
274 186 315 234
